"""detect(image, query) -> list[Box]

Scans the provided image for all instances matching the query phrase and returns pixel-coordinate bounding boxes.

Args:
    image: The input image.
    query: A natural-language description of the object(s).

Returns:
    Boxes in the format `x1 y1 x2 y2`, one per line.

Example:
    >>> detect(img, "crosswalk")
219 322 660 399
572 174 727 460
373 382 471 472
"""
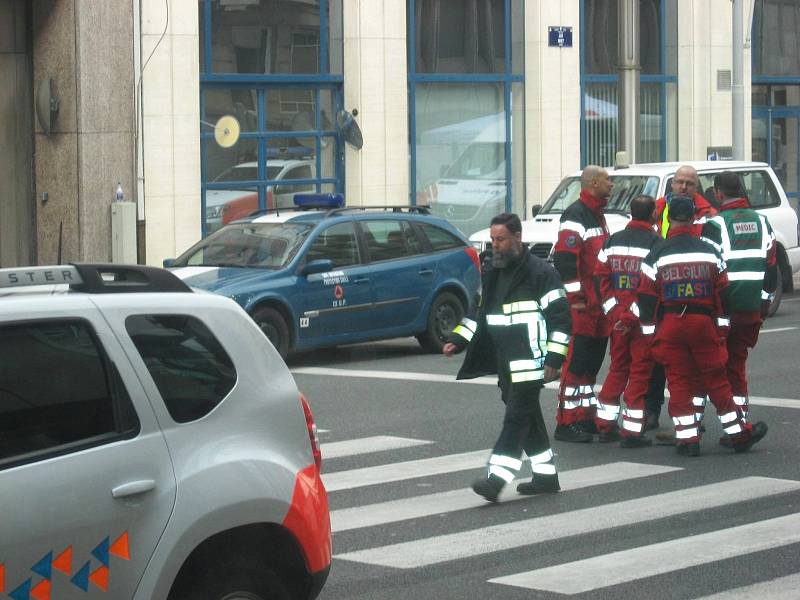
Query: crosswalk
319 433 800 599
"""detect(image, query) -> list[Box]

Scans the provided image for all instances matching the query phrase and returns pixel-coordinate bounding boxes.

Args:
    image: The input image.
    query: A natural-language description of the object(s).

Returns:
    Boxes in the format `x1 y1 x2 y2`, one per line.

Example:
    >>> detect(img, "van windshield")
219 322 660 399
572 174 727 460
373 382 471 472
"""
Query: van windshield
540 175 660 214
443 142 505 180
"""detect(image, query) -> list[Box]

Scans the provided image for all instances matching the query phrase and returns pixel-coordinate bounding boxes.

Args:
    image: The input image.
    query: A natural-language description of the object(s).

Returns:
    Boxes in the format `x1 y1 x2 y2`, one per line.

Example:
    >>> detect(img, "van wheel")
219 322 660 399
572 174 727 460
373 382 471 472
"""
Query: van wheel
417 292 464 353
173 560 291 600
767 263 783 318
252 307 290 357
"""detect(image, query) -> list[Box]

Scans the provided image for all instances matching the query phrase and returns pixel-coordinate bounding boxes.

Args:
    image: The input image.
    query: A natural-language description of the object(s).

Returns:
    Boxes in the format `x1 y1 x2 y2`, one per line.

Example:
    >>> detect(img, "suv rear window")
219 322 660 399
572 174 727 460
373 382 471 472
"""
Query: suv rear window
0 319 139 467
126 315 237 423
685 170 782 210
417 223 466 251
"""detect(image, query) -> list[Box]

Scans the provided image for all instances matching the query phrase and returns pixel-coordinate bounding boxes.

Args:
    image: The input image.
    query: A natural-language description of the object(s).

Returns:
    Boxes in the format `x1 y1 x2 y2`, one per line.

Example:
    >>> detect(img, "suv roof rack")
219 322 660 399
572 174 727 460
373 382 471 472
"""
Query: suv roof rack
0 264 192 294
326 205 431 216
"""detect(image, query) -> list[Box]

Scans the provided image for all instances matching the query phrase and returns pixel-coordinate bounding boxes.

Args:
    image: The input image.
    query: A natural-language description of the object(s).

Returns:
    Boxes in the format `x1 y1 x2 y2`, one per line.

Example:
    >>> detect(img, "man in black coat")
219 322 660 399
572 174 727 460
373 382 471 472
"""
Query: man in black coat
444 213 572 502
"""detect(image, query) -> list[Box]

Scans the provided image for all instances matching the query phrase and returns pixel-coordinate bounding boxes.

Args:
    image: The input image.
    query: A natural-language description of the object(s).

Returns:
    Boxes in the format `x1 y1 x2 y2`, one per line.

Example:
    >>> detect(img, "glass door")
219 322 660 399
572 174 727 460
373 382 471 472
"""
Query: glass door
753 107 800 207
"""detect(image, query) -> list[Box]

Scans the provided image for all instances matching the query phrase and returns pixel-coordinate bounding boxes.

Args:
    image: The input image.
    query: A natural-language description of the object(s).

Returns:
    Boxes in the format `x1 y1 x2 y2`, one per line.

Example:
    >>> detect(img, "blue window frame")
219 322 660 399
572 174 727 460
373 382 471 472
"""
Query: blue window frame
407 0 524 238
579 0 677 167
198 0 344 235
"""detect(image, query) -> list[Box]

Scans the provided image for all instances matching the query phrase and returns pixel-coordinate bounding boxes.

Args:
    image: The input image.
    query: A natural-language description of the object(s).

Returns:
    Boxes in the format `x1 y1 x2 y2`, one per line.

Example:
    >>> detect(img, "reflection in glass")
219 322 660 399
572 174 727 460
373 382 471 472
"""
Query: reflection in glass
415 83 506 237
174 222 314 269
753 0 800 77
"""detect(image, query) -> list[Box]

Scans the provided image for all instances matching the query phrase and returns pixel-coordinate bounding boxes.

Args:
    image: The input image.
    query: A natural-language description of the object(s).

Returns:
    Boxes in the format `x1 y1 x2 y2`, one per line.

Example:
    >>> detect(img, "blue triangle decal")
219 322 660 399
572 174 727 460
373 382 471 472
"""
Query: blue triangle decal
92 537 110 566
71 561 90 592
9 578 31 600
31 551 53 580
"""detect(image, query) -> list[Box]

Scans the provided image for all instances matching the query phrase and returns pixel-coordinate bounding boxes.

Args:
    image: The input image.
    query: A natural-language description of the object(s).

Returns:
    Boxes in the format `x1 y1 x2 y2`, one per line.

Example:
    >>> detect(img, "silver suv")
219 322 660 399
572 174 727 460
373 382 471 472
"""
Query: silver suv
0 264 330 600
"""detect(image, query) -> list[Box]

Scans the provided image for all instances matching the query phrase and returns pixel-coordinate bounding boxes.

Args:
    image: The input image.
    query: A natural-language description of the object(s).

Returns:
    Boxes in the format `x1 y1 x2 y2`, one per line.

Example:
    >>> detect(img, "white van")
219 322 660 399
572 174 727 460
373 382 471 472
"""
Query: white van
470 161 800 315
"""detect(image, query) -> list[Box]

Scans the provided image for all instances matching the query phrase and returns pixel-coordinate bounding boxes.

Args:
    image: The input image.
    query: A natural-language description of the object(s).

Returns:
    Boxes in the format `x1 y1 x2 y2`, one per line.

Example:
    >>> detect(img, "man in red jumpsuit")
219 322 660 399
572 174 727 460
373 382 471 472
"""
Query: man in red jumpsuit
553 165 612 443
647 165 718 431
594 195 663 447
637 196 768 456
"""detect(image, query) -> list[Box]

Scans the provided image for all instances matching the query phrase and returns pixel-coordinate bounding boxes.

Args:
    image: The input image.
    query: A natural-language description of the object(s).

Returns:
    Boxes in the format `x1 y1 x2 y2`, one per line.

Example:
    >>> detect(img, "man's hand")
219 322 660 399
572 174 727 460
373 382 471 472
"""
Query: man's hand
613 320 630 334
543 365 560 383
442 342 458 357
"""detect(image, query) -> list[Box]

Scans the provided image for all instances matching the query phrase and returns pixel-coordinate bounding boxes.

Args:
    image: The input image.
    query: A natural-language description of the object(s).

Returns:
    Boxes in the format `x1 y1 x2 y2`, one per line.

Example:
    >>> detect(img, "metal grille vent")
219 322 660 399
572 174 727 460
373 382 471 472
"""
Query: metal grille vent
717 70 732 91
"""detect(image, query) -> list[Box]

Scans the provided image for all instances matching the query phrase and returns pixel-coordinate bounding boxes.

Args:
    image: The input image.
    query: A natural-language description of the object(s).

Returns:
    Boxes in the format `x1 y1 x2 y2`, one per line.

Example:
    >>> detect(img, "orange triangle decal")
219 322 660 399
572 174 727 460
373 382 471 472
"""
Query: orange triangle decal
0 563 4 592
110 531 130 560
31 578 51 600
89 566 109 591
53 546 72 575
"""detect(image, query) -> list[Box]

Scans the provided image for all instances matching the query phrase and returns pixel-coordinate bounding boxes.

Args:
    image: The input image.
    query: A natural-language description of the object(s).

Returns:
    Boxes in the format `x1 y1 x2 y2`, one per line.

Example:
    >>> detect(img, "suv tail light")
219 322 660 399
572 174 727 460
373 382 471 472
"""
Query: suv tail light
464 246 481 272
299 393 322 470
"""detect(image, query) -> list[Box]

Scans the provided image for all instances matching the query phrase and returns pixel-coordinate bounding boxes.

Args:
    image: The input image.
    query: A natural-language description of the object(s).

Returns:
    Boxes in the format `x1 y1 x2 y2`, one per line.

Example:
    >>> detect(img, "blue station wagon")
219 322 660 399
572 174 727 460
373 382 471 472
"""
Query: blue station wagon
167 195 482 358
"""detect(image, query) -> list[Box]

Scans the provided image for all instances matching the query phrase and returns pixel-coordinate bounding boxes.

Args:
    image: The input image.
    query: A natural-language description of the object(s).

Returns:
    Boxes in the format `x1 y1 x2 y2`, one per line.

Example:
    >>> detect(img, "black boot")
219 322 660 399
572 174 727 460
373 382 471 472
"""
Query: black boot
620 435 653 448
598 428 621 443
516 473 560 495
471 474 505 502
675 442 701 457
554 423 593 443
733 421 768 454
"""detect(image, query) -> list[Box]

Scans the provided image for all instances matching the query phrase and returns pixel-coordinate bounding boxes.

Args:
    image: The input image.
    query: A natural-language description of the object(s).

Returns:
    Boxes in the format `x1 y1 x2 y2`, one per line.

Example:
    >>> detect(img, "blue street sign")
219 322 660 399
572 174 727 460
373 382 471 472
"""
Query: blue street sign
548 26 573 48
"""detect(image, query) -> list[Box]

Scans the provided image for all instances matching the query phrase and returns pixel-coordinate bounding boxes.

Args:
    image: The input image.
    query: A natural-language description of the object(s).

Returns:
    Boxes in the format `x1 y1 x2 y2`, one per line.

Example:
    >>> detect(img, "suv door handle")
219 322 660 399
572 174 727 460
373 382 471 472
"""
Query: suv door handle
112 480 156 498
418 268 434 276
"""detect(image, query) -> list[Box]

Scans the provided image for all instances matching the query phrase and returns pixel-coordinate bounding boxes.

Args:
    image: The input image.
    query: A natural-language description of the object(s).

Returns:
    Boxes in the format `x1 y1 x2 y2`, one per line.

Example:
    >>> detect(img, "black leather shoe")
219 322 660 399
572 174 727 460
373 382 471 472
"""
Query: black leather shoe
644 412 660 431
471 475 505 502
554 424 593 443
598 429 622 443
675 442 701 457
719 434 733 448
578 420 599 434
620 435 653 448
517 475 560 495
733 421 768 454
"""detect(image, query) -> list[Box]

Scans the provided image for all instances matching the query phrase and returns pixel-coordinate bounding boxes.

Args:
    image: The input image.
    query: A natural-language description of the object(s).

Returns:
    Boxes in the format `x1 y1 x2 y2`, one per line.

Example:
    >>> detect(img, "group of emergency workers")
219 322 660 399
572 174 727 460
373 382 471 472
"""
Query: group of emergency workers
445 164 776 503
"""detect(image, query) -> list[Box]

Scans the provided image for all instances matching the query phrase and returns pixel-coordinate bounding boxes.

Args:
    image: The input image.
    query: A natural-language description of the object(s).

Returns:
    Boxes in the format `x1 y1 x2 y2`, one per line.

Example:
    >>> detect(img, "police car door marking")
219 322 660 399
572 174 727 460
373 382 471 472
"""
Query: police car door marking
31 551 53 579
300 317 310 328
53 546 73 575
71 562 91 591
333 284 347 307
321 271 349 285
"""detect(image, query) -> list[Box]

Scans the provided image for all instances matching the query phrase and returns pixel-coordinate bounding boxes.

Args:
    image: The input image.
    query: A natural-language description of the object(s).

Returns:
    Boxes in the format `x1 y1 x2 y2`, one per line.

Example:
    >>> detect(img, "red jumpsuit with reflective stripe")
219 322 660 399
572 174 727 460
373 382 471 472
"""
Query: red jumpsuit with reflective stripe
637 225 752 445
595 220 663 436
553 191 611 425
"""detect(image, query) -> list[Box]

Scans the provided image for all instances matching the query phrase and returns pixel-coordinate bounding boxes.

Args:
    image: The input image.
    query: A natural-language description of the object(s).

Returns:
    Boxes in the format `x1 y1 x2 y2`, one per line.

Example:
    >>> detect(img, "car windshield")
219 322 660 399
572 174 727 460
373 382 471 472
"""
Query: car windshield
540 175 661 214
172 222 313 269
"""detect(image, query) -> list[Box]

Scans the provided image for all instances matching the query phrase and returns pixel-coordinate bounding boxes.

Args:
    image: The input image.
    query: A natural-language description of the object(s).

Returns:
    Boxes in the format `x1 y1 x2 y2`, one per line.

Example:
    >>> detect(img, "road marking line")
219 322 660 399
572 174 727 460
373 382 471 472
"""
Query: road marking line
331 461 681 532
760 326 797 333
294 367 800 406
335 477 800 568
323 449 489 492
322 436 433 460
690 572 800 600
489 512 800 594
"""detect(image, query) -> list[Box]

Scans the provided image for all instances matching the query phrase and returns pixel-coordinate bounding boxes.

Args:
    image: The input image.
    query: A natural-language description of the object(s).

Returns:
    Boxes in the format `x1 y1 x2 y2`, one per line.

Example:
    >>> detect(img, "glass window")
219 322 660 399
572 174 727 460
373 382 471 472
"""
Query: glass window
415 0 507 74
207 0 342 75
0 320 139 466
541 175 660 214
174 222 314 269
753 0 800 77
418 222 466 250
126 315 236 423
361 220 413 262
670 171 781 210
305 222 360 268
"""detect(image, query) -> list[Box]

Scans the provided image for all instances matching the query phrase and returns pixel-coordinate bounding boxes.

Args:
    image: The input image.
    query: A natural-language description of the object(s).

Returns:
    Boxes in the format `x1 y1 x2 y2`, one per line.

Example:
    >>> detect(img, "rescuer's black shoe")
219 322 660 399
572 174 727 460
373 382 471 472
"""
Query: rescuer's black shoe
598 428 622 443
578 419 599 434
620 435 653 449
516 474 560 495
733 421 768 454
471 474 505 502
554 424 593 443
675 442 701 457
644 411 660 431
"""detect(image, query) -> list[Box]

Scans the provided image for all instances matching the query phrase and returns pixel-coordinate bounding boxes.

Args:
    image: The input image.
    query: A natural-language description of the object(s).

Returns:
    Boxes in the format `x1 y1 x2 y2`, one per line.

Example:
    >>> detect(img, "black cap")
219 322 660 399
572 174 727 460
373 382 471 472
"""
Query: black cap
669 195 695 221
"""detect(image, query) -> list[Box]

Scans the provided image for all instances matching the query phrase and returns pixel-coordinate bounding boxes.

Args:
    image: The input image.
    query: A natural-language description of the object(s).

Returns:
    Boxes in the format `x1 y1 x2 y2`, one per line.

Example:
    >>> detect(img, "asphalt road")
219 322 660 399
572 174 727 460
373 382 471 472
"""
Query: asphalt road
289 295 800 600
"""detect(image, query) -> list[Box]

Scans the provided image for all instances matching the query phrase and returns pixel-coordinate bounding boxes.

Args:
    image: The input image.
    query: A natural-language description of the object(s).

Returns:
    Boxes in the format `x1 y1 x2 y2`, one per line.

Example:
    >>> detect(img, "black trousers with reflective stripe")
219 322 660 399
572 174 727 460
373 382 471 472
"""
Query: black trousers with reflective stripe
493 378 552 465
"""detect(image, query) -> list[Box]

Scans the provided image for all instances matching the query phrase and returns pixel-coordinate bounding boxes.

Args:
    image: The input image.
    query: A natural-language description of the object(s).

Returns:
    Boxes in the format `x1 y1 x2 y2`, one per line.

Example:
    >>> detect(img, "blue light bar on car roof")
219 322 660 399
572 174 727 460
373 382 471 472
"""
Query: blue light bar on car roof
293 193 345 209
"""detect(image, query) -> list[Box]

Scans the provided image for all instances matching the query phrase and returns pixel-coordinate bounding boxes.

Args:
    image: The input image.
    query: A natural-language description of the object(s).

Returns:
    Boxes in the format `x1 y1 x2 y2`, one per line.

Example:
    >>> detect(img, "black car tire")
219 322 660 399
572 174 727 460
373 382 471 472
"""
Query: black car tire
253 306 290 358
417 291 465 353
173 560 291 600
767 263 783 318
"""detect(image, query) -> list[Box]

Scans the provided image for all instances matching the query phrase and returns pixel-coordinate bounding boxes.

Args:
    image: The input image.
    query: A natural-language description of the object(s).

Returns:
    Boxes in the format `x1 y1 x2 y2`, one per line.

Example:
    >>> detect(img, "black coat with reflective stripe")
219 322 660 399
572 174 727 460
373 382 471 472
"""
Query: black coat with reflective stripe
451 248 571 382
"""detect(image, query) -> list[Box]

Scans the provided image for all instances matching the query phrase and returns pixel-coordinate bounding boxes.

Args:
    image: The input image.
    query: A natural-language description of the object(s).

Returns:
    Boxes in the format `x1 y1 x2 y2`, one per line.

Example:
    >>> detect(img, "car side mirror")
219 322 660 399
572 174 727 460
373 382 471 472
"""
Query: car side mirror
163 258 175 268
301 259 334 276
531 204 542 218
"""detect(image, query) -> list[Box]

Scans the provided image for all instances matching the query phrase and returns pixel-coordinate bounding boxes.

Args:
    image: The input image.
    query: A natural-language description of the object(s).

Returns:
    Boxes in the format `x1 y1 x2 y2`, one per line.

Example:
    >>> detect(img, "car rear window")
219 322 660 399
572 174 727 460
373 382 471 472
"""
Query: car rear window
687 170 782 210
0 319 139 467
125 315 236 423
417 222 466 251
